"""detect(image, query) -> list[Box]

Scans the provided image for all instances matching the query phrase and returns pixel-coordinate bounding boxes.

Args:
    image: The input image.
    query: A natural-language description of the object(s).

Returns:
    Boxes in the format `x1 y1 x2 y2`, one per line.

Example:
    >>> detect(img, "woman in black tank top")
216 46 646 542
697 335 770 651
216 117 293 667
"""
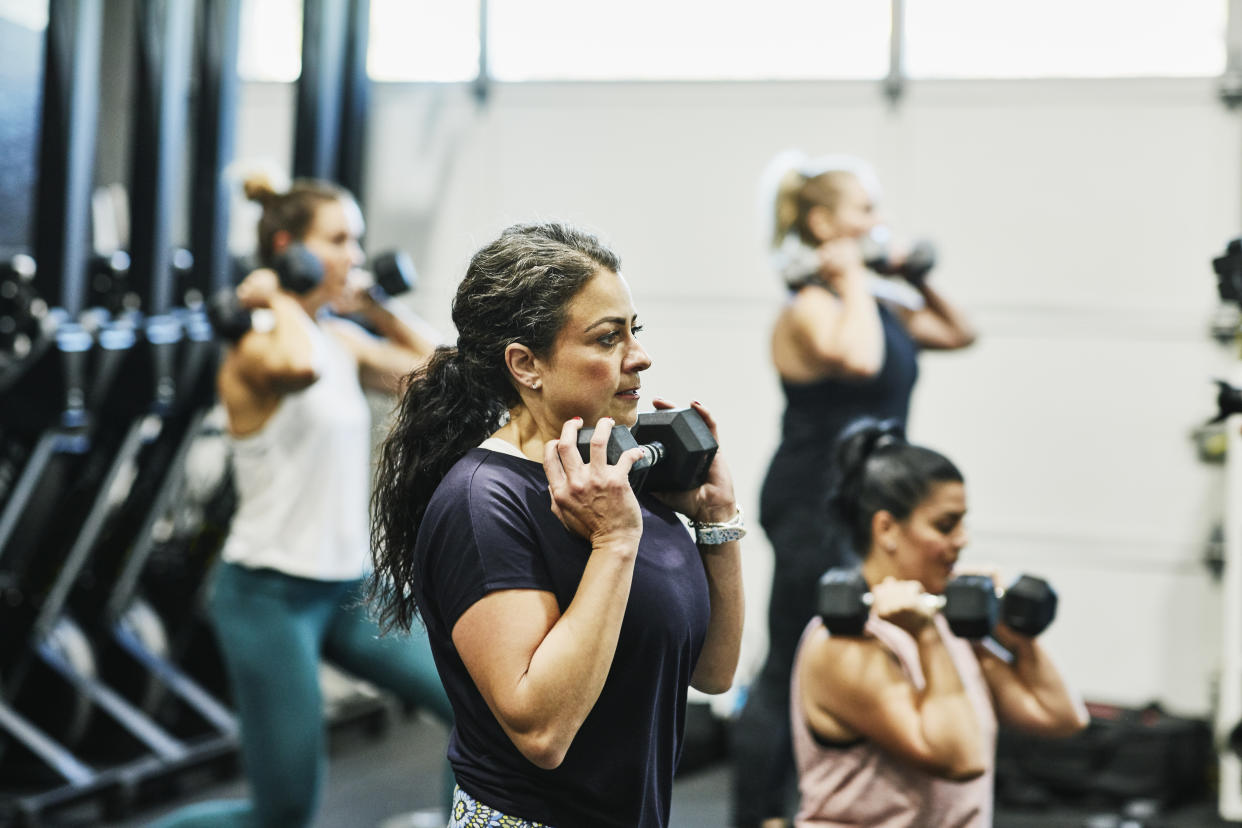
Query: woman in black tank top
730 153 977 828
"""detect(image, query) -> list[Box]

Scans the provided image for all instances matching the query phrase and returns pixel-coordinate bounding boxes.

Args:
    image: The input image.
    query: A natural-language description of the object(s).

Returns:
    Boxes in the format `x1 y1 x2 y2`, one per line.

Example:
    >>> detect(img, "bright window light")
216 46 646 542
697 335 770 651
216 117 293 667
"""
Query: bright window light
487 0 890 81
237 0 302 82
368 0 481 81
0 0 46 30
906 0 1227 78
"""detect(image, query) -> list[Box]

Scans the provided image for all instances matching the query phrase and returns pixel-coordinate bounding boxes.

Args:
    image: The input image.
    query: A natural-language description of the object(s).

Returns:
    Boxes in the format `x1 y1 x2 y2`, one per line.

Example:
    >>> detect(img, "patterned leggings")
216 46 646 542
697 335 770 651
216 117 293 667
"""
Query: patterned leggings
448 786 554 828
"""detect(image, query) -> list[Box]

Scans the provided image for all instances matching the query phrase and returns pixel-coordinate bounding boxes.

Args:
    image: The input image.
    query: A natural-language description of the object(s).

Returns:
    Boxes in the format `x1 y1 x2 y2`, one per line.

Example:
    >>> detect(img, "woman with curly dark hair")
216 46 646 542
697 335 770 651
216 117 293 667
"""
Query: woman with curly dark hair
369 222 745 828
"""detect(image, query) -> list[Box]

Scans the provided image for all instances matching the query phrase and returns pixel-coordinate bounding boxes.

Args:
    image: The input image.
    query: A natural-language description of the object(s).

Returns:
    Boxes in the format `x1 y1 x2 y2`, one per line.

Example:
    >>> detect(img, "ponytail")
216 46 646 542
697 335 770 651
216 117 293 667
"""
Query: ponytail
368 345 506 633
829 417 962 554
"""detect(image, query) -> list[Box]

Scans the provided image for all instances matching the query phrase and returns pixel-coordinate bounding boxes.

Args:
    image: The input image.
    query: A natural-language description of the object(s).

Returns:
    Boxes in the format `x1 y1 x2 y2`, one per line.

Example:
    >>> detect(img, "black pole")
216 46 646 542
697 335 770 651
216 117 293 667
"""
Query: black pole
128 0 194 316
293 0 349 181
33 0 102 317
335 0 370 205
190 0 242 296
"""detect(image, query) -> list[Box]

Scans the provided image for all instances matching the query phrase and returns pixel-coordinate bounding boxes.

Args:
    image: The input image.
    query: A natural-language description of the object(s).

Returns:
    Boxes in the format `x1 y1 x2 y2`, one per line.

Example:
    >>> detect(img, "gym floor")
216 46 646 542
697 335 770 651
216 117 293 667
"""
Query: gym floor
30 708 1234 828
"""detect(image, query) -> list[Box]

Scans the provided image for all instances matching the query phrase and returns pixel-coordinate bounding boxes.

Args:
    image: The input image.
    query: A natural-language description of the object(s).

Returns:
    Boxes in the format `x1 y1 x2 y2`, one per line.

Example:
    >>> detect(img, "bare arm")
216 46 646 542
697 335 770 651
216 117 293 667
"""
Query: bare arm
326 292 439 394
227 268 319 395
901 280 977 350
975 626 1089 738
787 269 885 378
452 547 638 770
691 538 743 693
802 580 988 780
450 417 646 770
649 398 744 694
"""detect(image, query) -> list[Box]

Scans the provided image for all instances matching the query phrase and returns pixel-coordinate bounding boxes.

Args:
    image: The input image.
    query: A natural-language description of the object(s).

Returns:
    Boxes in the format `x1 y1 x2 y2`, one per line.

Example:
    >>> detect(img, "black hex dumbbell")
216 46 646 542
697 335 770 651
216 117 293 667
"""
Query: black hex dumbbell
998 574 1058 637
861 227 937 285
206 243 324 341
817 568 1057 639
576 407 718 493
368 250 417 301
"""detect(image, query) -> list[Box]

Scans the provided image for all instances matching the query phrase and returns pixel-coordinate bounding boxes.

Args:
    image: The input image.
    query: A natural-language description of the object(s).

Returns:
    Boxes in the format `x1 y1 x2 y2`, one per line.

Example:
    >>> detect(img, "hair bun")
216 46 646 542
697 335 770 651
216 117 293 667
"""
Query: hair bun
828 417 905 524
242 171 280 206
835 417 905 471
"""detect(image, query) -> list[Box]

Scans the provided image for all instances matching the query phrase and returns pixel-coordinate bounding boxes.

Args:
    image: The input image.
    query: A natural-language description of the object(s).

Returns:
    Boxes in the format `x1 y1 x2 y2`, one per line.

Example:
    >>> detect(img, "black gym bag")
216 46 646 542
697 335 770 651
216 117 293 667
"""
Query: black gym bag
994 701 1213 810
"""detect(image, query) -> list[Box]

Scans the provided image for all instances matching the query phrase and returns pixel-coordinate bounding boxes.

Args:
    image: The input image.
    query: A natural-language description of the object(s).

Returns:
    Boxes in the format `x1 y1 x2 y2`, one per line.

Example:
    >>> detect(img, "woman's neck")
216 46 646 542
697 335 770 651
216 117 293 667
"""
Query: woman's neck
860 555 897 589
491 407 550 462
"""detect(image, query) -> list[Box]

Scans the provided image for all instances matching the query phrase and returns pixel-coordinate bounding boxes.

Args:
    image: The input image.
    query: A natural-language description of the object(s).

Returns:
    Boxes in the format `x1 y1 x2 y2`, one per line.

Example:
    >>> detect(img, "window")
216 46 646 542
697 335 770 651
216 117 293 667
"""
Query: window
237 0 302 82
487 0 890 81
0 0 45 30
368 0 481 81
905 0 1227 78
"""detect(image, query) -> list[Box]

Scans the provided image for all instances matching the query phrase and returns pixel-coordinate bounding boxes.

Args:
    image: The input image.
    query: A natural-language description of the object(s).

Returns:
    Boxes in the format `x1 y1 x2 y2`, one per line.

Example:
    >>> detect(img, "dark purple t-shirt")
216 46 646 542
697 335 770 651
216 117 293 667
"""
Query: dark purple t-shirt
413 447 711 828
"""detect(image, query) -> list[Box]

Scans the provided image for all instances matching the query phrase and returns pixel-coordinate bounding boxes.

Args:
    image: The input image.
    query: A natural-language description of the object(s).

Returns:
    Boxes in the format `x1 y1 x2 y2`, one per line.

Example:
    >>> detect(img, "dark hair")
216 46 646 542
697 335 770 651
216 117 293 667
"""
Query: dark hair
368 223 621 633
829 418 964 553
243 173 349 264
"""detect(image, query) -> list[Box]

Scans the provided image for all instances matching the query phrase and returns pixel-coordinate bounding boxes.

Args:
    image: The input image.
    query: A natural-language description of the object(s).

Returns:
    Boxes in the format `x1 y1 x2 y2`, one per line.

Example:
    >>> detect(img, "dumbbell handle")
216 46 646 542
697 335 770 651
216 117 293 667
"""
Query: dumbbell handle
634 440 664 471
859 592 947 612
575 428 664 489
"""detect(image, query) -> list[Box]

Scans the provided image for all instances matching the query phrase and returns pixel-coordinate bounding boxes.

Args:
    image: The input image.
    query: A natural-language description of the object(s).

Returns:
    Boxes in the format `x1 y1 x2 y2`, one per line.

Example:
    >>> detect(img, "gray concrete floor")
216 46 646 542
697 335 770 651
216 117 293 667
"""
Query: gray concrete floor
23 708 1238 828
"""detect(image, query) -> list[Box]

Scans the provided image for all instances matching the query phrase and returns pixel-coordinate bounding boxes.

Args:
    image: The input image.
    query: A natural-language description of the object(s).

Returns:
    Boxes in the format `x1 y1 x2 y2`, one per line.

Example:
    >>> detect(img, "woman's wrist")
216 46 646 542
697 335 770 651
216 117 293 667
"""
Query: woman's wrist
695 502 738 524
590 529 643 559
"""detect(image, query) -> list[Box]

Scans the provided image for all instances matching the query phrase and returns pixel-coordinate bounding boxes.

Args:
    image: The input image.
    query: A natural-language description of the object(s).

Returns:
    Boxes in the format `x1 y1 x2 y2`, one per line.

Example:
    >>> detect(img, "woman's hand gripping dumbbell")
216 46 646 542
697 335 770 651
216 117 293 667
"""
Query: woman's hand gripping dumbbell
575 407 718 493
817 568 1058 639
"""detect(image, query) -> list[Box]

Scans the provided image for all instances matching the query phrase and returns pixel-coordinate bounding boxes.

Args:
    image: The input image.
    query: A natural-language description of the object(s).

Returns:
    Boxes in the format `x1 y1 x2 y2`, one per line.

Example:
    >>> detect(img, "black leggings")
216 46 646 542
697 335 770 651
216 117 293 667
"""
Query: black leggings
729 504 856 827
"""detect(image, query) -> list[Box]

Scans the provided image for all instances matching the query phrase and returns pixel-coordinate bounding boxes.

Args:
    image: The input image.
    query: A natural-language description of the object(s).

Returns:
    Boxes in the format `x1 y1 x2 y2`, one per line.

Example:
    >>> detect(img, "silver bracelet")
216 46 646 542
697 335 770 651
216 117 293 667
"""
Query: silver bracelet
690 507 746 545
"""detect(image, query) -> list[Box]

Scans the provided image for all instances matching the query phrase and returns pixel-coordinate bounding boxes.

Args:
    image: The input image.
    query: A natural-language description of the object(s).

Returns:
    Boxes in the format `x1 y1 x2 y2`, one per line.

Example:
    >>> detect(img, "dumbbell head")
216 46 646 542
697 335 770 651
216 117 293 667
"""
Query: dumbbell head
1000 574 1057 637
206 289 252 342
817 568 870 636
272 242 324 294
942 574 999 639
900 240 936 285
576 422 656 491
629 407 718 492
370 250 417 300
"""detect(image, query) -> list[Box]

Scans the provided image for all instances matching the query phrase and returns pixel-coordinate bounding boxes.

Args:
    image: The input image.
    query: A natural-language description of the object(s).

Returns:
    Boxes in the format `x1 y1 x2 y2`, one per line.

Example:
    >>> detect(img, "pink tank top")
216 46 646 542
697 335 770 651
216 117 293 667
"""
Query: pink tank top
790 614 997 827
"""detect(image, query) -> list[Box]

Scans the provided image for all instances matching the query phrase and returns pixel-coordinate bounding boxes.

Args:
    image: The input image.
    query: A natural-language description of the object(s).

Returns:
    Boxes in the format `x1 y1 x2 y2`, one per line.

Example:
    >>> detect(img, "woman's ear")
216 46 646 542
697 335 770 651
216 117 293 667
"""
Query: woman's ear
872 510 899 555
805 204 835 244
272 229 292 255
504 343 543 393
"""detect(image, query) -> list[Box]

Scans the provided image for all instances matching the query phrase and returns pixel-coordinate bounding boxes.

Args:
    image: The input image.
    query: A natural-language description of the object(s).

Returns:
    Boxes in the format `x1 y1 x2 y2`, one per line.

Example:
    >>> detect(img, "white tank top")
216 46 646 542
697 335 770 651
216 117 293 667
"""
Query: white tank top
222 317 372 580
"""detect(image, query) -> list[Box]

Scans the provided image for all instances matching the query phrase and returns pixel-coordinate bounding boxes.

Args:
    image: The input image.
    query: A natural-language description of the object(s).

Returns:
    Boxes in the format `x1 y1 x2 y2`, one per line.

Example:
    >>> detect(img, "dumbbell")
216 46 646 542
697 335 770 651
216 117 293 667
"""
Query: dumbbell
205 244 322 341
860 227 936 285
207 244 419 341
575 407 718 493
817 568 1058 639
368 250 418 301
1209 379 1242 423
274 244 416 301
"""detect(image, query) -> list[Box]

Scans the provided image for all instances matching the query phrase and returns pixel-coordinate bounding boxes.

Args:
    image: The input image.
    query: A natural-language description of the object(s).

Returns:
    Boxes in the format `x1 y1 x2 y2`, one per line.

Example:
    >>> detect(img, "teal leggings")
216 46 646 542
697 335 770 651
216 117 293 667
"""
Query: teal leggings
151 562 454 828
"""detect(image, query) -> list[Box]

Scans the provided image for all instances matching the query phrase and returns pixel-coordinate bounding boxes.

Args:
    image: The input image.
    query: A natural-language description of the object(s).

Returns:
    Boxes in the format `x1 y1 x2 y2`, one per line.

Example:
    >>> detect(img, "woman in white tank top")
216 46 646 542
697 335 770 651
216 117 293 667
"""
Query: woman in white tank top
153 175 450 828
789 420 1088 828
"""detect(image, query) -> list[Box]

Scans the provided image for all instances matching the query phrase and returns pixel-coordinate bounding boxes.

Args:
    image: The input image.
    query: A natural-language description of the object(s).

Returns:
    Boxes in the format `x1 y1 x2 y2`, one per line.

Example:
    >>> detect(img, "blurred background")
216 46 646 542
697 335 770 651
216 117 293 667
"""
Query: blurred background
2 0 1240 825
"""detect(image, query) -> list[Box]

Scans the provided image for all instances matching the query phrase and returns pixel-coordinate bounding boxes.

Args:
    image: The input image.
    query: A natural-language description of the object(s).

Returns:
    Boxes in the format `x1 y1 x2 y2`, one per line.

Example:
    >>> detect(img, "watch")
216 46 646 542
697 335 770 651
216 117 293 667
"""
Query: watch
691 507 747 545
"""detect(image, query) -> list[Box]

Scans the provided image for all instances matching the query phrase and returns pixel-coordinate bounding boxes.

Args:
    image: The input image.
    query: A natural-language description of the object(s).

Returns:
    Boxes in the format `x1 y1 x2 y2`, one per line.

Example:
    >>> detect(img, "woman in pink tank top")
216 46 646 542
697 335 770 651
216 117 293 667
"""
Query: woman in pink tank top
789 420 1088 827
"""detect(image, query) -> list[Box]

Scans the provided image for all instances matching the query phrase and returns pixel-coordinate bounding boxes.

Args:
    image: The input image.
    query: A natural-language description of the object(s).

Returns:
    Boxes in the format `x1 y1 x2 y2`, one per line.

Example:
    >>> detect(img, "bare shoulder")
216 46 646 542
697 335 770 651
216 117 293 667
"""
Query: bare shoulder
805 627 901 694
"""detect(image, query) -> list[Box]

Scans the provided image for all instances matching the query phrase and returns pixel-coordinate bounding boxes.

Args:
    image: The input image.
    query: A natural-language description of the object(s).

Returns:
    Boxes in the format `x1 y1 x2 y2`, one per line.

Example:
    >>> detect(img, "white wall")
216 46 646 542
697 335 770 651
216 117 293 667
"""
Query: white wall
239 76 1242 715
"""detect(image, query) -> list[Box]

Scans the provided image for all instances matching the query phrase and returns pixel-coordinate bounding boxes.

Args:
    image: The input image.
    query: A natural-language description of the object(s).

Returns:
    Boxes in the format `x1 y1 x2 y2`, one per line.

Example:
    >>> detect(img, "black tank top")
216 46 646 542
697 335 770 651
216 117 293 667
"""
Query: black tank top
759 302 919 526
